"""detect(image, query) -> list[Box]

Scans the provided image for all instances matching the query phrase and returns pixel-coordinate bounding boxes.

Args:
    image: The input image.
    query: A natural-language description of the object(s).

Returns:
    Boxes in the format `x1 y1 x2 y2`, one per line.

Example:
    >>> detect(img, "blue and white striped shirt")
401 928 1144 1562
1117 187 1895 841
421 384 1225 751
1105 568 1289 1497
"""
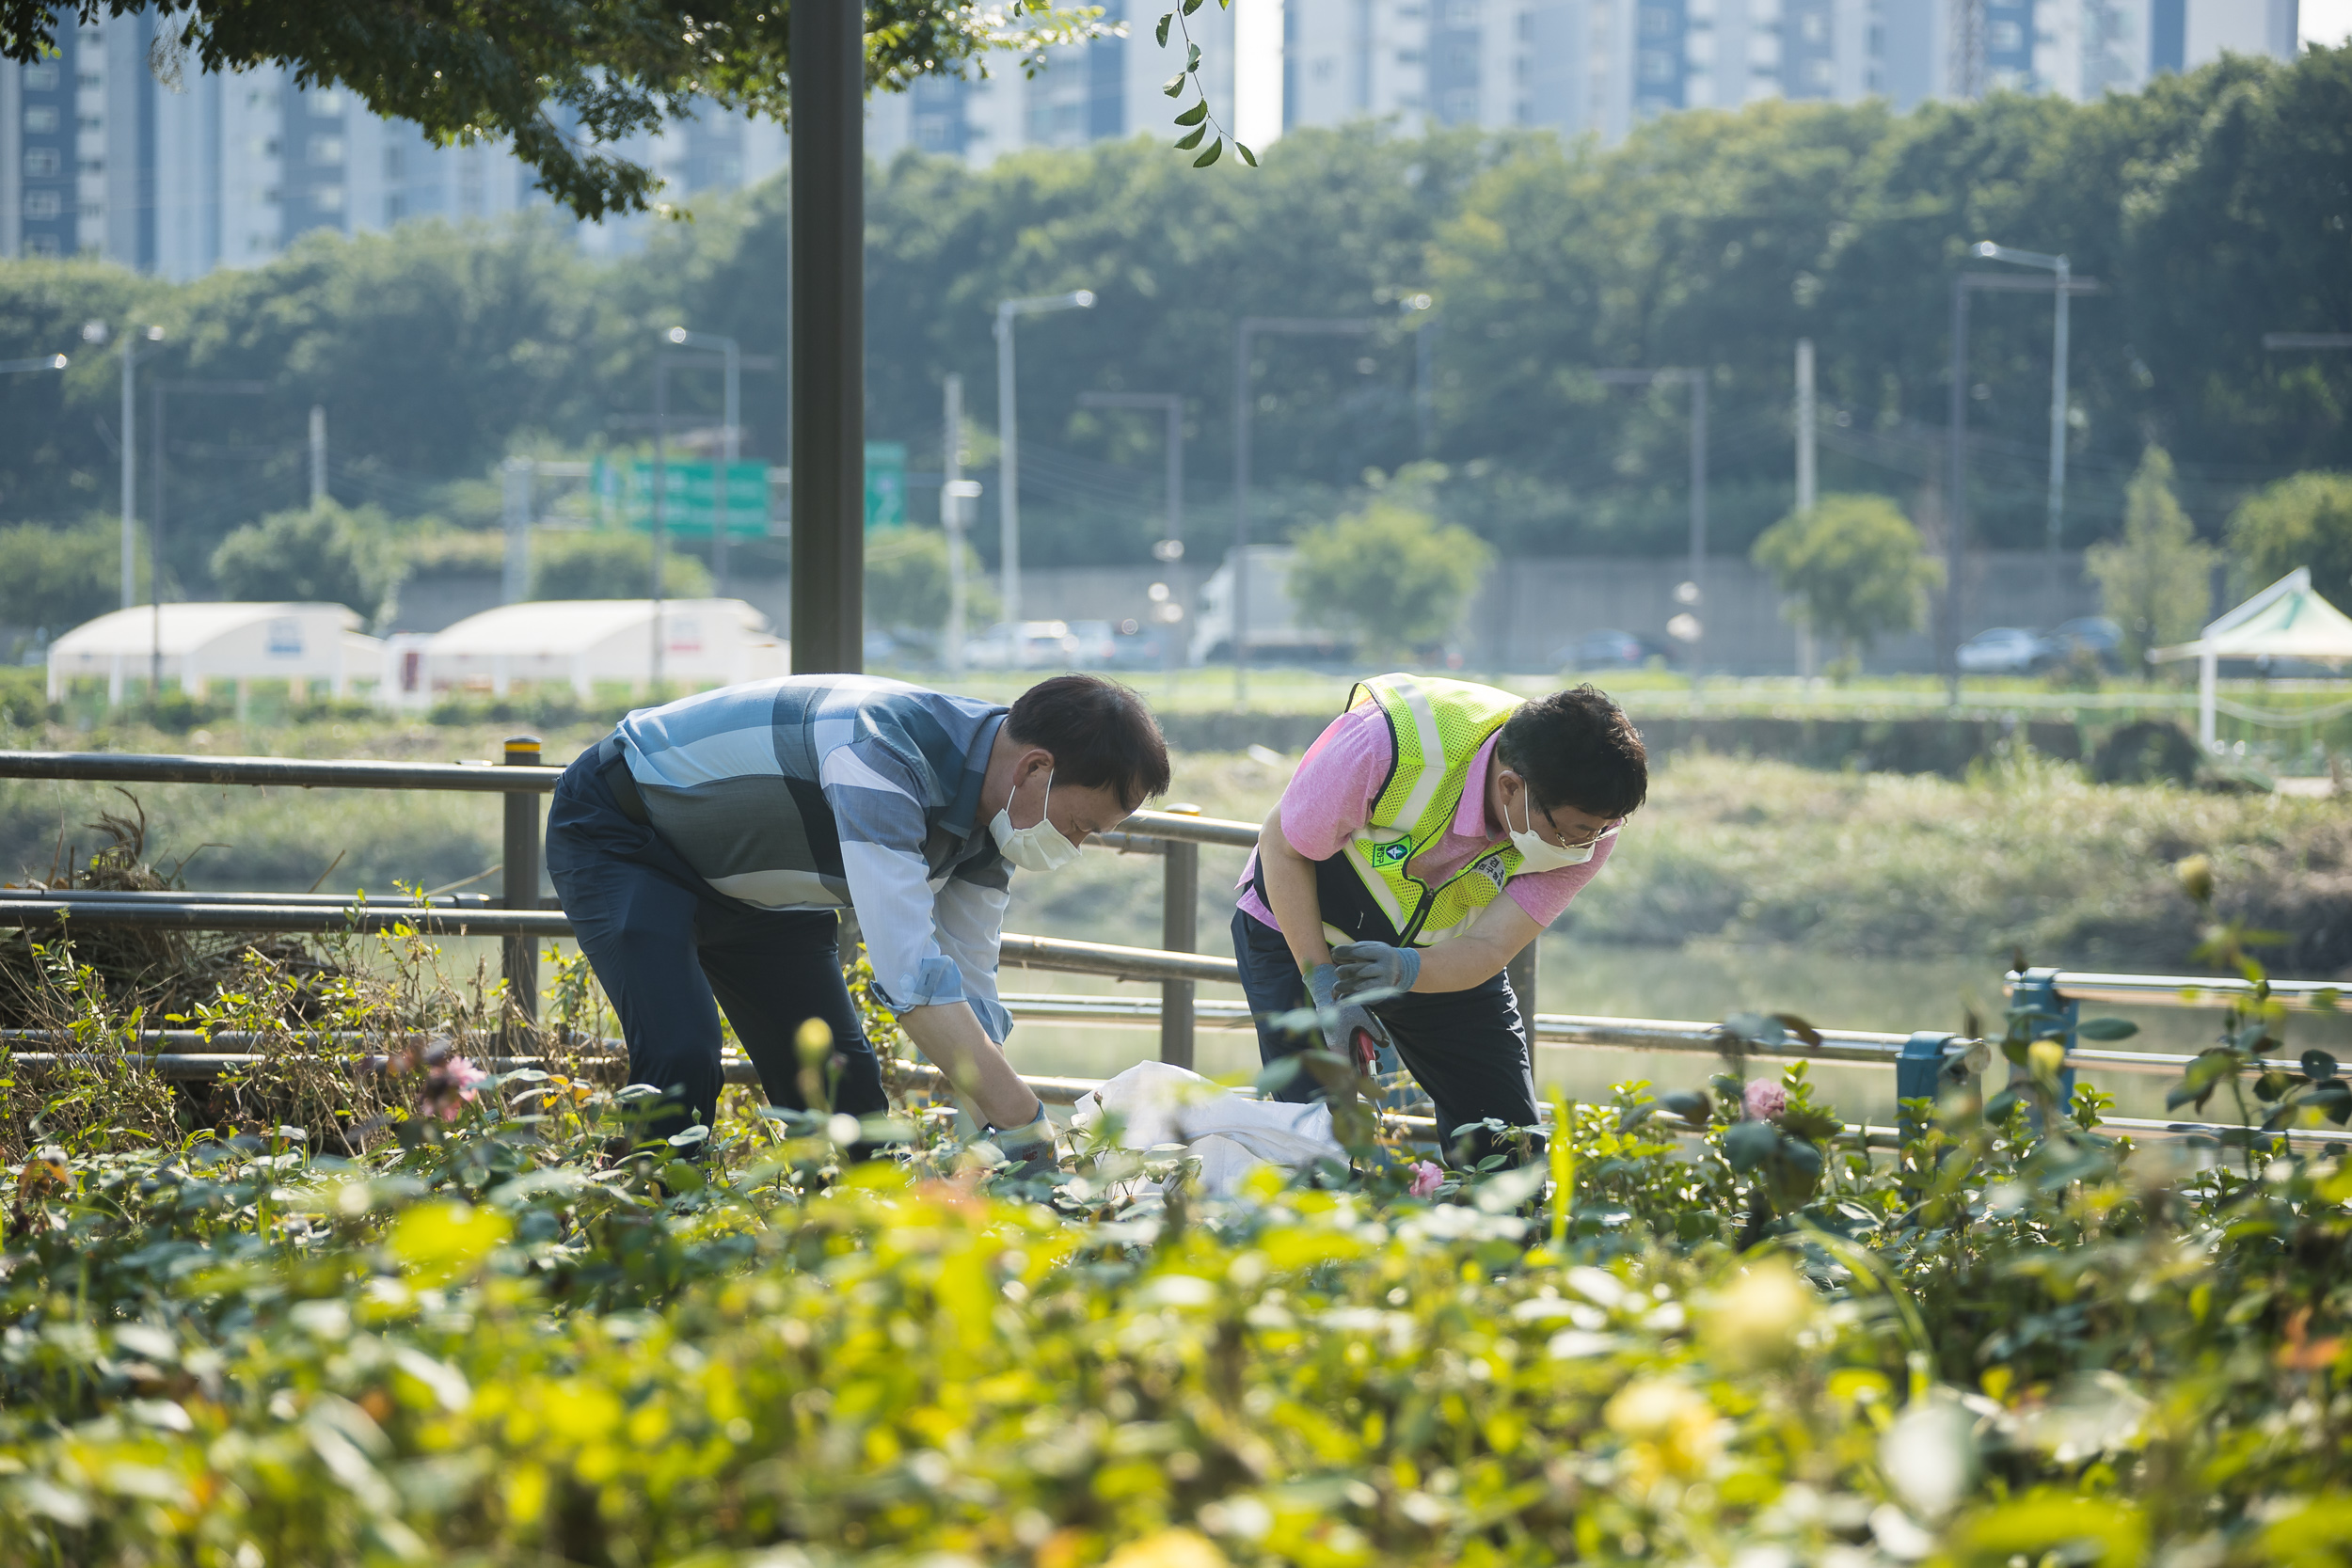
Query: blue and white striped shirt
613 676 1015 1040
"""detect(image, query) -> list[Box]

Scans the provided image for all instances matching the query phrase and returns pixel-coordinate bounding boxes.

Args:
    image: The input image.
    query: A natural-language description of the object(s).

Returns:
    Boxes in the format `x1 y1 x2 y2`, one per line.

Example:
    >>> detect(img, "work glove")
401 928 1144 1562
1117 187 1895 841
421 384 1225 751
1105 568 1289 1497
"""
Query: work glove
1331 939 1422 1003
1308 962 1393 1073
986 1100 1063 1180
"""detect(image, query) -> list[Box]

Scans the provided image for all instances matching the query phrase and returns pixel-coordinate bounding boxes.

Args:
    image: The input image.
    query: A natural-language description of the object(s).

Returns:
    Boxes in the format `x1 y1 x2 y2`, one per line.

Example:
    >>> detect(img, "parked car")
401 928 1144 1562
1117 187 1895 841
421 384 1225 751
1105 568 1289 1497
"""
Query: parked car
1552 629 1672 672
2047 616 2123 668
961 620 1082 670
1063 619 1120 668
1956 626 2056 673
1104 619 1173 671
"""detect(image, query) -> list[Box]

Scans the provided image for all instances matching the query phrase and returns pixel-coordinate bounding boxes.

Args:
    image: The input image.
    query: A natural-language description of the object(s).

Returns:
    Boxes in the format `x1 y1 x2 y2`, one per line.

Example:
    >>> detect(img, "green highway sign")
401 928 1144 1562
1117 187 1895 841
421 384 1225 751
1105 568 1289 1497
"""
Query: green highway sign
865 442 908 530
596 458 771 538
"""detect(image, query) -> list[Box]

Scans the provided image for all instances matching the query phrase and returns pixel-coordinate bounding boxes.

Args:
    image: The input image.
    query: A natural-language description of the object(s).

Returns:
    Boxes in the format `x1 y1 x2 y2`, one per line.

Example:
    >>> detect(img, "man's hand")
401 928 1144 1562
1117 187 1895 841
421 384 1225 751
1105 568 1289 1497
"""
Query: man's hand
987 1100 1062 1180
1308 962 1392 1071
1331 940 1422 1001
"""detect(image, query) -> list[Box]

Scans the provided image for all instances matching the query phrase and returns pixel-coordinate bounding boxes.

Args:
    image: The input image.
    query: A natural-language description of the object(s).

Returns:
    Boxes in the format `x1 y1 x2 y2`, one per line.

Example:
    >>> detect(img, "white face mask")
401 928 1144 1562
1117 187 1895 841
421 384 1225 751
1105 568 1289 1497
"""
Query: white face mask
1506 788 1613 873
991 768 1083 873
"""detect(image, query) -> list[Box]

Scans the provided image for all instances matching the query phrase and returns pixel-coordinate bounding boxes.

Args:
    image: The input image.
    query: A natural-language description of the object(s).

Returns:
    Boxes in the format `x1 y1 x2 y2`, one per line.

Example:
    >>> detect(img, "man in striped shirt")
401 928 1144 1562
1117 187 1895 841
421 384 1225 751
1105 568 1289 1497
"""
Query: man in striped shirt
546 673 1170 1162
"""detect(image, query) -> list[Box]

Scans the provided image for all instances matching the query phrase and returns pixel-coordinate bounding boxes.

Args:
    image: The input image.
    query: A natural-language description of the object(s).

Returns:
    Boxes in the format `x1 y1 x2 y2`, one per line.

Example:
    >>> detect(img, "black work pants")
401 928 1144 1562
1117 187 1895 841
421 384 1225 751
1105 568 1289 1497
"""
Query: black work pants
545 748 888 1143
1230 908 1540 1166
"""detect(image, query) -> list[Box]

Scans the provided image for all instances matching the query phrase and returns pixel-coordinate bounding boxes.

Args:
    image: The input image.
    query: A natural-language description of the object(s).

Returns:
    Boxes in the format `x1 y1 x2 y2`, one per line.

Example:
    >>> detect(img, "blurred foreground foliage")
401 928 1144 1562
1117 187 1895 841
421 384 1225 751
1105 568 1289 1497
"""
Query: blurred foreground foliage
7 898 2352 1565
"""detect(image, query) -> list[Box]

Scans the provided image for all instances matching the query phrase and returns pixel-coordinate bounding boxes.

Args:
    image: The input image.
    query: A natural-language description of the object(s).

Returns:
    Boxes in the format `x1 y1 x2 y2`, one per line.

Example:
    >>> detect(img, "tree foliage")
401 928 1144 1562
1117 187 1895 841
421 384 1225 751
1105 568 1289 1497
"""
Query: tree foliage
209 501 404 621
0 48 2344 577
0 0 1102 219
1749 493 1940 664
2087 447 2219 670
865 526 995 646
2227 470 2352 608
528 530 712 601
1290 466 1492 657
0 515 121 634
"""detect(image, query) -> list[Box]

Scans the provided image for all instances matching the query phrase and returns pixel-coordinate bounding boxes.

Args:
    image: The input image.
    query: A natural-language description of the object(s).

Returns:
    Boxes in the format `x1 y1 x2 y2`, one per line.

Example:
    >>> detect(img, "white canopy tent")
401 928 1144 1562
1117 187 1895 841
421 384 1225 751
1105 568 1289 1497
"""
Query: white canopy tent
46 603 382 708
386 598 787 708
2151 569 2352 750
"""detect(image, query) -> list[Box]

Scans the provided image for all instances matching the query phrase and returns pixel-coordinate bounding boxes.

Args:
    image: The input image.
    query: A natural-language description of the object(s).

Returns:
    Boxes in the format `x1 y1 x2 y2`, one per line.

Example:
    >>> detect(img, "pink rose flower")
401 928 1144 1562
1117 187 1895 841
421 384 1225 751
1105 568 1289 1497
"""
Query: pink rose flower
1407 1161 1444 1197
1742 1079 1788 1123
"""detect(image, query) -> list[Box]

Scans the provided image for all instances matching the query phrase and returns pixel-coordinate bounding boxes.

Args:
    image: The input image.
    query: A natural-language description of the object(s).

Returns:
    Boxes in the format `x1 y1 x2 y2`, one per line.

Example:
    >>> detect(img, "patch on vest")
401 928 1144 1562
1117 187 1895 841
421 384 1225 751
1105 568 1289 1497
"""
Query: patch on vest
1373 841 1411 865
1473 852 1510 887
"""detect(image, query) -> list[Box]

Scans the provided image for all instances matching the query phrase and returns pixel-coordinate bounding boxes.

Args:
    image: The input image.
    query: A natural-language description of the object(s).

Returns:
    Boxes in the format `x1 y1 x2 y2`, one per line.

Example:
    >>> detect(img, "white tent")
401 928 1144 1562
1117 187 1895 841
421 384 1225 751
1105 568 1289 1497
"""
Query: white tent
388 598 787 708
2150 568 2352 750
46 603 382 708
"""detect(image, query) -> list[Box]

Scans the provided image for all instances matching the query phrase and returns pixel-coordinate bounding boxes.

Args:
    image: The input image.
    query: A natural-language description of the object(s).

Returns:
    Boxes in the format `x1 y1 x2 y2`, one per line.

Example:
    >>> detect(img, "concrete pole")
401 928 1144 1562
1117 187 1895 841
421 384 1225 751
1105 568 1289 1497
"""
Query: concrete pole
652 358 668 692
788 0 866 675
501 457 532 605
718 338 739 594
2048 256 2070 557
1795 338 1817 681
309 404 327 510
995 306 1022 657
945 372 967 673
1946 277 1971 704
150 379 165 699
119 333 138 610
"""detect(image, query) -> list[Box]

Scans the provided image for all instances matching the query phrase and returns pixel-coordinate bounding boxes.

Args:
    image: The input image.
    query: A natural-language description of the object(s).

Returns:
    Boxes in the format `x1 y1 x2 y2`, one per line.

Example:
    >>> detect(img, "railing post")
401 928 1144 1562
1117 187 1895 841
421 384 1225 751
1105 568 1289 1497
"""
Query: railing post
2009 966 2078 1132
502 735 543 1030
1896 1031 1961 1145
1505 942 1539 1057
1159 803 1200 1069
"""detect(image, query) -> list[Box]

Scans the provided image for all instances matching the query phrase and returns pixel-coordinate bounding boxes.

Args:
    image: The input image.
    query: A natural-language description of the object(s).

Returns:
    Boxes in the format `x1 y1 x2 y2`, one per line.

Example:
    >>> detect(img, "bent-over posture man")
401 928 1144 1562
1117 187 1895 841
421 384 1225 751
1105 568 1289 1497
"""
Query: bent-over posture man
548 673 1170 1158
1235 676 1647 1163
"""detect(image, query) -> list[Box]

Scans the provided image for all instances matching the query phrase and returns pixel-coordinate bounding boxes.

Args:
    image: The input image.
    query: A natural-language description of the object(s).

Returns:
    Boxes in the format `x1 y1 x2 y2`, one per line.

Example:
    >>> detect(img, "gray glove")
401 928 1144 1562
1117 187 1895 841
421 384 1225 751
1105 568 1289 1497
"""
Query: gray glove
1308 962 1392 1071
1331 940 1422 1002
987 1101 1062 1180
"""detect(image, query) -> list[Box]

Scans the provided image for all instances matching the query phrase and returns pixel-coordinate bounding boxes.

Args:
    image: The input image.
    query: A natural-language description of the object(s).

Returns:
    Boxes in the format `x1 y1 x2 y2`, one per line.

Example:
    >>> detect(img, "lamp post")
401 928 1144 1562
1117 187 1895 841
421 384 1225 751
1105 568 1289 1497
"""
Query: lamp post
994 291 1096 663
1077 389 1185 554
151 377 268 699
113 324 163 610
667 326 741 593
1942 263 2104 700
1594 367 1709 684
1970 242 2074 559
942 373 982 673
1233 316 1377 705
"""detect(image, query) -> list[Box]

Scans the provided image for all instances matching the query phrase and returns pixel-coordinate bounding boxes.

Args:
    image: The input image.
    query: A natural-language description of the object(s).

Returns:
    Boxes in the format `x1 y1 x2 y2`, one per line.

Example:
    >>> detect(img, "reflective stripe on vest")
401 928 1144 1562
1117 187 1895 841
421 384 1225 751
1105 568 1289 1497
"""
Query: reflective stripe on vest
1336 673 1523 948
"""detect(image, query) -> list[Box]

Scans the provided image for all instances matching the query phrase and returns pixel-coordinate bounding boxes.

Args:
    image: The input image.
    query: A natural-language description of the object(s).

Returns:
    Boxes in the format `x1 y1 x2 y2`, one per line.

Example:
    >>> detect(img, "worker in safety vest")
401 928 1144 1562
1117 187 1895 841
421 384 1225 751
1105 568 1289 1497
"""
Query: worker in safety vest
1235 675 1648 1164
547 673 1171 1161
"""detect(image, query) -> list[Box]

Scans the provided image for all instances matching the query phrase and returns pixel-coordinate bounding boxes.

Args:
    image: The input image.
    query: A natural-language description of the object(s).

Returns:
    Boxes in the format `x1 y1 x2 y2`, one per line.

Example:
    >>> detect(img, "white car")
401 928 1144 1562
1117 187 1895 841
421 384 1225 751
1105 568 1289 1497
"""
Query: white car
961 621 1082 670
1956 626 2055 674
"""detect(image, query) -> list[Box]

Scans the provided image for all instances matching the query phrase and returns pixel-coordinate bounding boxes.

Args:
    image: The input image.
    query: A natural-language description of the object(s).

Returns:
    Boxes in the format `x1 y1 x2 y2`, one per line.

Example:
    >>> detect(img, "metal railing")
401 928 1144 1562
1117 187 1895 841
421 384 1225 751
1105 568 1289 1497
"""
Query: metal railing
8 746 2346 1152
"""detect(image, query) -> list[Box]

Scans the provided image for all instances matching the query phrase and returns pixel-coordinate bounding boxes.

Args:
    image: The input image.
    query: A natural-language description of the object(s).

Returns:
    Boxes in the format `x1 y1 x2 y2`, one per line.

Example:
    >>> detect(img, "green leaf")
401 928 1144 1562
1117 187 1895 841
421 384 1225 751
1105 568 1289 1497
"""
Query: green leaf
1187 42 1201 69
1163 71 1187 97
1173 100 1209 126
2075 1017 2139 1041
1236 141 1258 166
2303 1049 2338 1081
2255 1070 2296 1103
1155 12 1172 45
1182 0 1206 15
1773 1013 1824 1047
2313 987 2341 1012
1194 137 1223 166
1723 1119 1778 1173
1174 124 1207 150
1658 1090 1712 1126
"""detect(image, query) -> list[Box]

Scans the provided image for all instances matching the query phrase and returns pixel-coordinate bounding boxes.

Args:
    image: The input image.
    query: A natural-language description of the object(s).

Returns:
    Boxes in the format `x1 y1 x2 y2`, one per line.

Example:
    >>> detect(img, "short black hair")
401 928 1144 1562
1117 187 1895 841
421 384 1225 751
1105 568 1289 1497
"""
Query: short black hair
1006 673 1172 811
1495 685 1647 821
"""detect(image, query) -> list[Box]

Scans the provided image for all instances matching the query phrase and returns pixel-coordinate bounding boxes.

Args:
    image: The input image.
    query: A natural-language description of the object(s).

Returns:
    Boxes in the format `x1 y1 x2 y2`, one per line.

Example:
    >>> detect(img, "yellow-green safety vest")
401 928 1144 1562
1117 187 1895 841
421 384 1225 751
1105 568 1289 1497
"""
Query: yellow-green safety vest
1333 673 1525 949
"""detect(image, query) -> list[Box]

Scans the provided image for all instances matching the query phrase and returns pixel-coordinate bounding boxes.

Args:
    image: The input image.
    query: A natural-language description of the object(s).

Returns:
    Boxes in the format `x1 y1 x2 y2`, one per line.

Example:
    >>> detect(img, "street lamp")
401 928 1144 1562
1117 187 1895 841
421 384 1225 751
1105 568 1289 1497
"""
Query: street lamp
114 324 163 610
0 353 67 373
151 376 268 699
668 325 742 593
1232 316 1377 705
995 290 1095 663
1593 368 1710 687
1971 241 2074 559
942 373 981 673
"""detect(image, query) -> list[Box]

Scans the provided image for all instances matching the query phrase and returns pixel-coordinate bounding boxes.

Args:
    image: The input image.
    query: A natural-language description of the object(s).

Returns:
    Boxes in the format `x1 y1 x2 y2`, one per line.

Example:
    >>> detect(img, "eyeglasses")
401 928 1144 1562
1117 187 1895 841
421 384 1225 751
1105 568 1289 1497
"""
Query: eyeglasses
1547 816 1620 850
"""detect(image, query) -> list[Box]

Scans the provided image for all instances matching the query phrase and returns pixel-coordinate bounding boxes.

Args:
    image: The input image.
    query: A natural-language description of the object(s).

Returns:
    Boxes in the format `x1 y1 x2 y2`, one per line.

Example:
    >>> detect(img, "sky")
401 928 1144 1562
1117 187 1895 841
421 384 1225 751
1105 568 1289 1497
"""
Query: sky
2305 0 2352 47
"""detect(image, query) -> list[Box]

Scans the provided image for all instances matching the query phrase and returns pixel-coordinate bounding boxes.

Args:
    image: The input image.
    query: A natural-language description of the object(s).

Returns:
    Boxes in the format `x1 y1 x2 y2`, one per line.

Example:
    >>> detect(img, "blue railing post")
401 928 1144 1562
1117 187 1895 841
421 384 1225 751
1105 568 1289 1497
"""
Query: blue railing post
1897 1031 1959 1144
2009 966 2078 1131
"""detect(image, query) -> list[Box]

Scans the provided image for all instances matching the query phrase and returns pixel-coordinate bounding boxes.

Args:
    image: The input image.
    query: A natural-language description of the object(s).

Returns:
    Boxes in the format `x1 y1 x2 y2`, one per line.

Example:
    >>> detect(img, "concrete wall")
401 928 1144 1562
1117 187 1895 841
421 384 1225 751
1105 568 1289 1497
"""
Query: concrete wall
388 550 2106 676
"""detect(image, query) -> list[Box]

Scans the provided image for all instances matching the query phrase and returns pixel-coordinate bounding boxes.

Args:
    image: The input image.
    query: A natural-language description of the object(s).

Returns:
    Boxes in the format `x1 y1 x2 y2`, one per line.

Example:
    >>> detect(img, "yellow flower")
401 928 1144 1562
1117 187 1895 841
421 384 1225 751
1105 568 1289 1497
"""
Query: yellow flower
1104 1528 1231 1568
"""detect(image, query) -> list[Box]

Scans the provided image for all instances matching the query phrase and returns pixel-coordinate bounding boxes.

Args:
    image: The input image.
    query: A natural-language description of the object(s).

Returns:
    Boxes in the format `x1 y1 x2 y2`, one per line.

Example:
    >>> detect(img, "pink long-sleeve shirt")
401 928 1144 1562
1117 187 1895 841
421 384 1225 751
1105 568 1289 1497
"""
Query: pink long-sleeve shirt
1236 702 1616 936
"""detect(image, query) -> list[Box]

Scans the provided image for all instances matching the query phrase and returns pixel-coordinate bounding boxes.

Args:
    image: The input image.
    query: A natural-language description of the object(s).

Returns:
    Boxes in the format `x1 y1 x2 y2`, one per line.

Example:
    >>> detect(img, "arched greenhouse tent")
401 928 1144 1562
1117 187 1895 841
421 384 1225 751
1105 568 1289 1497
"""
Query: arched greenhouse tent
46 603 383 709
384 599 787 708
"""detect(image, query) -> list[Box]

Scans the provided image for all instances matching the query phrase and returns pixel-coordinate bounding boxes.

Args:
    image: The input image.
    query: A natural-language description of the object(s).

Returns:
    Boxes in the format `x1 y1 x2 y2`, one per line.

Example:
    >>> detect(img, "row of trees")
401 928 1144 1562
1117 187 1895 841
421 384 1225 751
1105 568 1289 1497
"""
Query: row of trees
0 46 2344 608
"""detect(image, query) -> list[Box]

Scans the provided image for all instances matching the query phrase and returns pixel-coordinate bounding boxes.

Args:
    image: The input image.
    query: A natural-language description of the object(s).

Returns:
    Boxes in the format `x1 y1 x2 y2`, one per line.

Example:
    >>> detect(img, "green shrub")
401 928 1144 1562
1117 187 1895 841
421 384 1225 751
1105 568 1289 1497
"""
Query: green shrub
2090 718 2201 784
1750 493 1941 669
0 665 52 728
0 515 122 635
1291 465 1492 658
530 531 713 600
2228 469 2352 607
209 501 406 622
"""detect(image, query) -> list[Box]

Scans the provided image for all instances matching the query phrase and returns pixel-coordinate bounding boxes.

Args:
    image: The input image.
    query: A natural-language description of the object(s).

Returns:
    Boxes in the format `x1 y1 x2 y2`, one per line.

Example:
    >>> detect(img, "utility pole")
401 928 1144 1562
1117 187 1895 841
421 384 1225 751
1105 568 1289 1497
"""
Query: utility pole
944 373 972 673
501 457 532 605
1971 243 2077 557
652 353 669 692
994 291 1096 663
117 324 161 610
309 404 327 510
1795 339 1817 680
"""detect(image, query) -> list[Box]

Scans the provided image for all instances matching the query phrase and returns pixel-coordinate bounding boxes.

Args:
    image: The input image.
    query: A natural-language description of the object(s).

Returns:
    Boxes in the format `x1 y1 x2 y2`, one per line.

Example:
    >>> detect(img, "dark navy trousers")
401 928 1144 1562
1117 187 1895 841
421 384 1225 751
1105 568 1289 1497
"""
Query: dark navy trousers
1231 907 1540 1166
544 748 889 1142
